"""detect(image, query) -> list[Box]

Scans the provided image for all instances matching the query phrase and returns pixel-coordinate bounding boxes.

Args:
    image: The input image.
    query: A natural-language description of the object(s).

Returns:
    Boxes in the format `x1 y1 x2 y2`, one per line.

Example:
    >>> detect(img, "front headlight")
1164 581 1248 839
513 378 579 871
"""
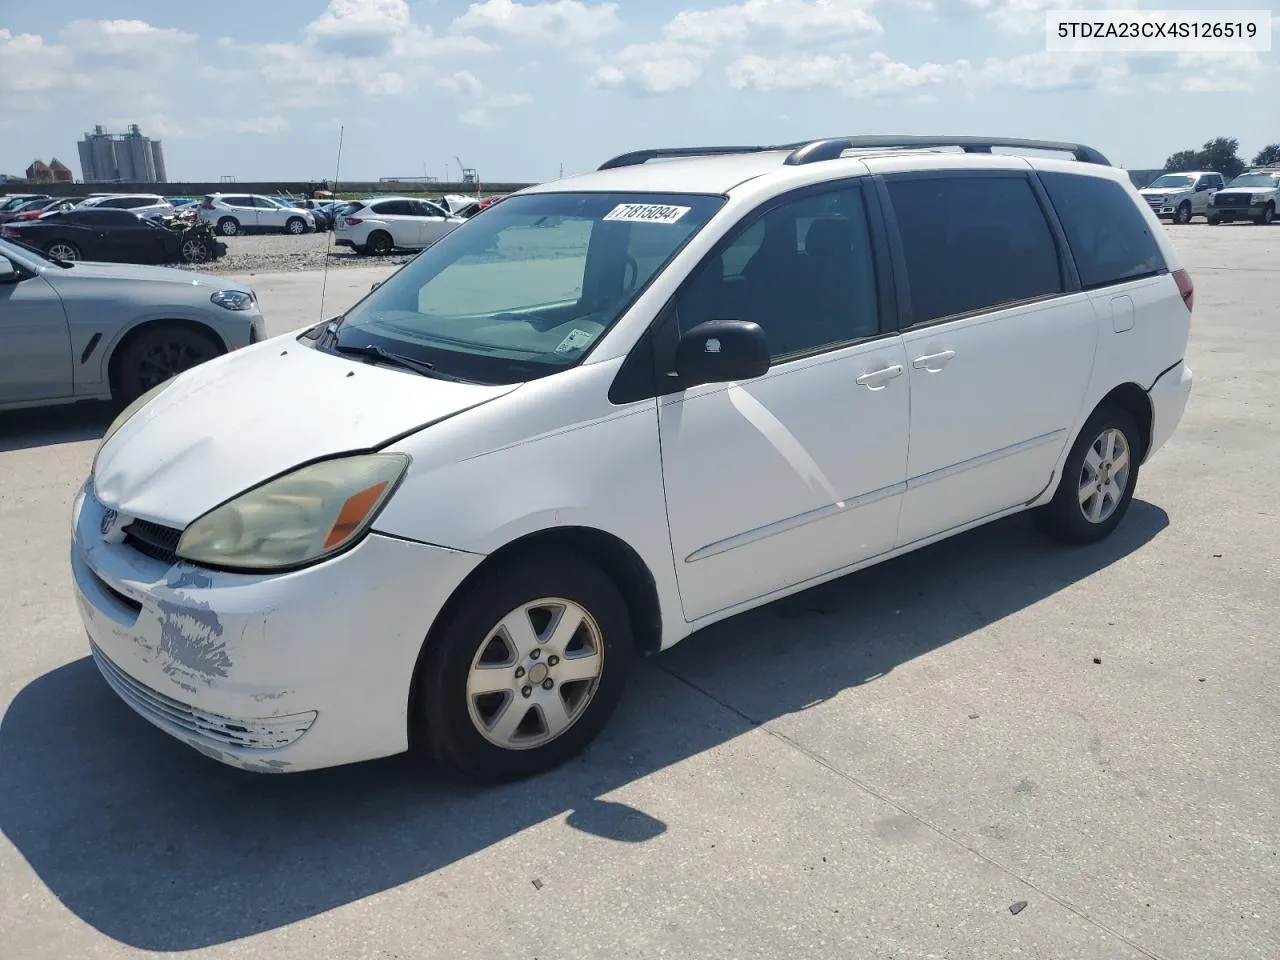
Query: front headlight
92 379 174 475
176 453 410 570
1251 192 1271 202
211 290 254 311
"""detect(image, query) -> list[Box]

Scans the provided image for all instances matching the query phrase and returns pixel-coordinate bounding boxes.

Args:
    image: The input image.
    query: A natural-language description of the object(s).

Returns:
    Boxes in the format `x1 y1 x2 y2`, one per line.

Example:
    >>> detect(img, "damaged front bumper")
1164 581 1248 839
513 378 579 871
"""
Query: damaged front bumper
70 483 483 773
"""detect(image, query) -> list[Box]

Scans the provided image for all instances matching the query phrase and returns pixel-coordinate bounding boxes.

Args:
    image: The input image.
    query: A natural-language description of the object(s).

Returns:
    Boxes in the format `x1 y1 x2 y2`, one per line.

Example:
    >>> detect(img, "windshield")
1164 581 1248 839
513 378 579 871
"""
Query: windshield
1226 173 1280 187
327 191 724 384
1148 175 1194 188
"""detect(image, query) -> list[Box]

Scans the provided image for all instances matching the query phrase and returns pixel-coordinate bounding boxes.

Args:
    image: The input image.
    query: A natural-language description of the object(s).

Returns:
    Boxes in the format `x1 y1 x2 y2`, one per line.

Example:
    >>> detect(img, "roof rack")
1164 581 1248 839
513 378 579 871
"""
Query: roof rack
783 136 1110 166
597 136 1110 172
597 144 803 171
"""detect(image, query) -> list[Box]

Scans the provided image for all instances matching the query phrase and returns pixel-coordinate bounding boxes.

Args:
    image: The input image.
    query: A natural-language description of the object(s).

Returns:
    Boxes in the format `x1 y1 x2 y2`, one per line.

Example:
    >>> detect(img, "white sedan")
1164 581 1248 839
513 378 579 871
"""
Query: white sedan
333 196 464 255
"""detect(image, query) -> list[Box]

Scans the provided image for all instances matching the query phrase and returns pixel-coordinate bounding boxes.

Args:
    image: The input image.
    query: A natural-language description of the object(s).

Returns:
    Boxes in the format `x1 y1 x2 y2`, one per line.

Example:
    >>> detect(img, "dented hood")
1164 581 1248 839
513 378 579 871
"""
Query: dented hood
92 338 518 526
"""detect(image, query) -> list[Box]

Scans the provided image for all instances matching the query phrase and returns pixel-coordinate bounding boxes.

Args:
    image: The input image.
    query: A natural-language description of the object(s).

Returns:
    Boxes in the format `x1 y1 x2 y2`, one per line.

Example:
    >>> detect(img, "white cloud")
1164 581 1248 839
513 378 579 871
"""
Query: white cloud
459 91 534 127
452 0 622 44
592 41 709 94
667 0 882 47
979 50 1125 91
304 0 411 55
231 116 292 136
932 0 1138 34
437 70 486 95
727 51 970 97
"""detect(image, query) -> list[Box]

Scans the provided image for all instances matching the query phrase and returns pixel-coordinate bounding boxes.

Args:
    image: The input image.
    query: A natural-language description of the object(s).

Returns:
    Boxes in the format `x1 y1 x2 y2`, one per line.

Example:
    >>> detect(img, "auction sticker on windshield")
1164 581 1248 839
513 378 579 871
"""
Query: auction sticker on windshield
603 203 691 225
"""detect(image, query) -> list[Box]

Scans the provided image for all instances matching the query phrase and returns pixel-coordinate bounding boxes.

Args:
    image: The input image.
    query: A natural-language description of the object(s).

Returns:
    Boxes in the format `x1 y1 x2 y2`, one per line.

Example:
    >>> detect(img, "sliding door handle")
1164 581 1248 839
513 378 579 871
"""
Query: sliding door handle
912 349 956 371
855 364 904 389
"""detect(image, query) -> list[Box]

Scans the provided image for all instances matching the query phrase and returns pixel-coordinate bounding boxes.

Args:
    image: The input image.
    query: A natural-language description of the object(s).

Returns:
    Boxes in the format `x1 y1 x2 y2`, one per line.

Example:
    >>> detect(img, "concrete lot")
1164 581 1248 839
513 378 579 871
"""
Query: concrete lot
0 224 1276 959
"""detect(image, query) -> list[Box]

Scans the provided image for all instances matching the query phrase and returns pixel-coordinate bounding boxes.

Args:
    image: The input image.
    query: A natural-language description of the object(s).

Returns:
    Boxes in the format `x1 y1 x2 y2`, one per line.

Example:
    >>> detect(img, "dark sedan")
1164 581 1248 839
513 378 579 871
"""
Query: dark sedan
0 208 222 265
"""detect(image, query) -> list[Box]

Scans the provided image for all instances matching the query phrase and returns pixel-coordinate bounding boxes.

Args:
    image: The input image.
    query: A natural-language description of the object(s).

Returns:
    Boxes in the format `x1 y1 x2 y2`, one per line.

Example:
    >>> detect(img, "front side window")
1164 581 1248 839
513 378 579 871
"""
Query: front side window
330 191 724 384
1040 172 1166 290
674 183 880 359
887 175 1063 325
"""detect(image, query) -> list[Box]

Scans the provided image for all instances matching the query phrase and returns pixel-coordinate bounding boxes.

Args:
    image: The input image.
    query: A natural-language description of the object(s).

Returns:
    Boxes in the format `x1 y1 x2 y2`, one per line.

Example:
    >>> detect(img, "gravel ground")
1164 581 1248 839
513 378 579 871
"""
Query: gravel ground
180 231 417 276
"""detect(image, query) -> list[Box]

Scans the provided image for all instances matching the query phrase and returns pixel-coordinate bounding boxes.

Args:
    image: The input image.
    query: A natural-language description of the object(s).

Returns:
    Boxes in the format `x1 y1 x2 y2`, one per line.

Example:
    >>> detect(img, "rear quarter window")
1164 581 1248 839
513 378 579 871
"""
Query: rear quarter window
1040 172 1166 290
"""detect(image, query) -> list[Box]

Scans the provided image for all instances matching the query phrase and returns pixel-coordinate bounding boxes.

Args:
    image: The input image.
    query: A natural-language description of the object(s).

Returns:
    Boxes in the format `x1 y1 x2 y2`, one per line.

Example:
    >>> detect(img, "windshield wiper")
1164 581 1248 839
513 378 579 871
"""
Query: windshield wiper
331 342 472 383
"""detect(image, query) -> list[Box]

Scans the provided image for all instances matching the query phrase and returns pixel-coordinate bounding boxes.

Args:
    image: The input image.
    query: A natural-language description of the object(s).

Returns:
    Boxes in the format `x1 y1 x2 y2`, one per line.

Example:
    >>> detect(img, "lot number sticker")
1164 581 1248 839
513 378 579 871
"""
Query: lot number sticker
555 328 597 353
603 203 691 225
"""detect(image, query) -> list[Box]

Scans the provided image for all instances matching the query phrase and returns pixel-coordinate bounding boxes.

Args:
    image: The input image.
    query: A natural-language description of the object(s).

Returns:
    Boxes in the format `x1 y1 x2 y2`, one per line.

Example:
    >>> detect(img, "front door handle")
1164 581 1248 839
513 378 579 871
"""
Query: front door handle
912 349 956 371
855 364 904 389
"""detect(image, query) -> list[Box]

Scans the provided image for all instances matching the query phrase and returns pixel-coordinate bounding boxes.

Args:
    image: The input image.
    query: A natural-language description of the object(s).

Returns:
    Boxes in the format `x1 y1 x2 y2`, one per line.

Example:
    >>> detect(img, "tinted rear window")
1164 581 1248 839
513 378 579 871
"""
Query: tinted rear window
72 209 138 226
1040 172 1166 290
886 175 1063 325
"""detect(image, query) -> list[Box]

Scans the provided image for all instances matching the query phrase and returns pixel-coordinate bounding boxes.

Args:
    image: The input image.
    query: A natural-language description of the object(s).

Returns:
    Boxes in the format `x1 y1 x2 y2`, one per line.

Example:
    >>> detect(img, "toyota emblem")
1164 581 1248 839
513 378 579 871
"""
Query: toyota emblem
100 508 119 537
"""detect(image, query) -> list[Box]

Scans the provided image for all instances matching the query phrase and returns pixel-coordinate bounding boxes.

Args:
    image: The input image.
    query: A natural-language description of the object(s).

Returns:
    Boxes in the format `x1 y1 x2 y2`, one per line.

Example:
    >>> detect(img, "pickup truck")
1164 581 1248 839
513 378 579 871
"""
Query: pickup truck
1138 171 1224 224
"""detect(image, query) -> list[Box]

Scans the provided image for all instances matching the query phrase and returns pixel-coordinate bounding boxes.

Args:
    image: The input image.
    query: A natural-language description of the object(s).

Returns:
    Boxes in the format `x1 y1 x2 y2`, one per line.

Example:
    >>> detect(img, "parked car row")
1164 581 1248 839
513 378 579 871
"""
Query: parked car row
1139 165 1280 224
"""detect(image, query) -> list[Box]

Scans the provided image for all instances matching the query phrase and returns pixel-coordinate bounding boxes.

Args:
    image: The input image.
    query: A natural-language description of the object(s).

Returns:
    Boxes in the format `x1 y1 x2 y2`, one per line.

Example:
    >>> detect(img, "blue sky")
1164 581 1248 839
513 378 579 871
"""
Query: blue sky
1 0 1275 183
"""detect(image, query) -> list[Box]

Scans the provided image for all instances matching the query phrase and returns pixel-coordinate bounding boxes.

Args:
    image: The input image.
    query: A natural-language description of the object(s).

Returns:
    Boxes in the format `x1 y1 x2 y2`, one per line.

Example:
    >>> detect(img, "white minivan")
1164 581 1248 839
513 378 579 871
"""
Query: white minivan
73 136 1194 783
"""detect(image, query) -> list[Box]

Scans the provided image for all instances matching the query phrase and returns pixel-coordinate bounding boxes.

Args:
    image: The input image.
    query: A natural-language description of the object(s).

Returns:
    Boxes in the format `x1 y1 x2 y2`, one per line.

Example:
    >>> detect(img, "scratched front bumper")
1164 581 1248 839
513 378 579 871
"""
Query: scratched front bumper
70 483 483 773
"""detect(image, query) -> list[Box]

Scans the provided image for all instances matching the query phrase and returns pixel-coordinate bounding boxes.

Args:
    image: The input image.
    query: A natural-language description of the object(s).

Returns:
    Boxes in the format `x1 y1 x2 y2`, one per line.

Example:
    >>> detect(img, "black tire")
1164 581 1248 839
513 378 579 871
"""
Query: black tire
1036 405 1141 545
44 240 81 261
286 216 307 235
1207 214 1222 226
217 217 239 237
1173 202 1192 225
1257 203 1275 226
115 324 223 403
367 230 393 255
416 549 634 784
180 236 211 263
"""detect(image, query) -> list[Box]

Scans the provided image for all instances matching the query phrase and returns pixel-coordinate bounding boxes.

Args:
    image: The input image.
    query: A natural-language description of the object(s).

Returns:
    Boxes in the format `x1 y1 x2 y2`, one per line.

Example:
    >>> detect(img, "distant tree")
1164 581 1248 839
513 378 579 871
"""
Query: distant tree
1163 150 1198 172
1253 143 1280 166
1195 137 1245 179
1163 138 1246 178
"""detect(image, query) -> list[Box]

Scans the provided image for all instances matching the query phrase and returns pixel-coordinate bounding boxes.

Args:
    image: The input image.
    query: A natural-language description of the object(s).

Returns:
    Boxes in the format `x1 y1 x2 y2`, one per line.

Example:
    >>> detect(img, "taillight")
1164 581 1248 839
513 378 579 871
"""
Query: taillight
1173 268 1194 312
344 217 362 225
1 226 17 238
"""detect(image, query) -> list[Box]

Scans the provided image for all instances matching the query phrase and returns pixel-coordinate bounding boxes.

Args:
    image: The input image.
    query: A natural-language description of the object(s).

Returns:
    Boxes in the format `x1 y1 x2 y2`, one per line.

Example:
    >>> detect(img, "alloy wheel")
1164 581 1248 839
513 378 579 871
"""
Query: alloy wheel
1078 427 1131 524
136 340 209 391
48 242 79 261
465 597 605 751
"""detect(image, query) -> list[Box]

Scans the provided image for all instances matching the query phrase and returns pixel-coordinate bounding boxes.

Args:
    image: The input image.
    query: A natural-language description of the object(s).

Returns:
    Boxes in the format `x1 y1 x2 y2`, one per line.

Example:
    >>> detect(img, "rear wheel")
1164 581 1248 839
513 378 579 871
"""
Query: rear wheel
115 324 223 403
1036 405 1141 545
367 230 393 255
1173 201 1192 225
286 216 307 235
45 241 81 261
416 550 633 783
217 217 240 237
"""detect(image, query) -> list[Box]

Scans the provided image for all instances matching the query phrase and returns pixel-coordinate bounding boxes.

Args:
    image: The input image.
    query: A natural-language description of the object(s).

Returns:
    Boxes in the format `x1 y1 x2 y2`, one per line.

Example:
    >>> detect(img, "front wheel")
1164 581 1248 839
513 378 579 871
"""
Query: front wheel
180 236 211 263
115 324 222 402
1173 202 1192 225
416 550 633 783
1257 203 1275 225
1207 214 1222 225
1036 406 1140 545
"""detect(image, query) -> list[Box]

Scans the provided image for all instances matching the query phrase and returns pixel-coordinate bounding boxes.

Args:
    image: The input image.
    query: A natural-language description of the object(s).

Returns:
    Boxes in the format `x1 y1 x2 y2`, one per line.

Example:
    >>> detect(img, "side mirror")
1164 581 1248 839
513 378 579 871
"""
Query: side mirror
0 256 18 284
673 319 770 389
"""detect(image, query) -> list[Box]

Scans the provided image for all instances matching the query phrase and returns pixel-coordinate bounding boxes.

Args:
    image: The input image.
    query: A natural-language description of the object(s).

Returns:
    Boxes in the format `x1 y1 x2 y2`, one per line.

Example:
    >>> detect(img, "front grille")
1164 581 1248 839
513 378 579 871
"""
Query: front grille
91 642 317 750
1214 192 1252 206
1145 196 1164 206
123 518 182 565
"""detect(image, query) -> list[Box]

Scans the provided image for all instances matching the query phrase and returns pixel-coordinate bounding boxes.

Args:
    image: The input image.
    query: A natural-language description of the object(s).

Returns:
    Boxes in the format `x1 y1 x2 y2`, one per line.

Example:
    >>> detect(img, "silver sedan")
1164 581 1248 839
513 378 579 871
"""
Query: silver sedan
0 238 265 411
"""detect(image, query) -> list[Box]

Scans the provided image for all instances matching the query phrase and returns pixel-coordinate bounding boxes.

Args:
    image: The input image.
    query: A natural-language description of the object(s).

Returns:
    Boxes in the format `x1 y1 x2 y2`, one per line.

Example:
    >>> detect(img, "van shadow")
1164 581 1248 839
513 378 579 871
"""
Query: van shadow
0 403 115 453
0 501 1168 951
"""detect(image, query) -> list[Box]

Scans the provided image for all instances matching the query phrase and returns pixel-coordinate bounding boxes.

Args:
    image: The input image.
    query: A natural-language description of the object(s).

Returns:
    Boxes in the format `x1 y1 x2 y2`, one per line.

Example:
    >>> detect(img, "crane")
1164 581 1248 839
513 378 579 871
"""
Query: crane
455 155 478 187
